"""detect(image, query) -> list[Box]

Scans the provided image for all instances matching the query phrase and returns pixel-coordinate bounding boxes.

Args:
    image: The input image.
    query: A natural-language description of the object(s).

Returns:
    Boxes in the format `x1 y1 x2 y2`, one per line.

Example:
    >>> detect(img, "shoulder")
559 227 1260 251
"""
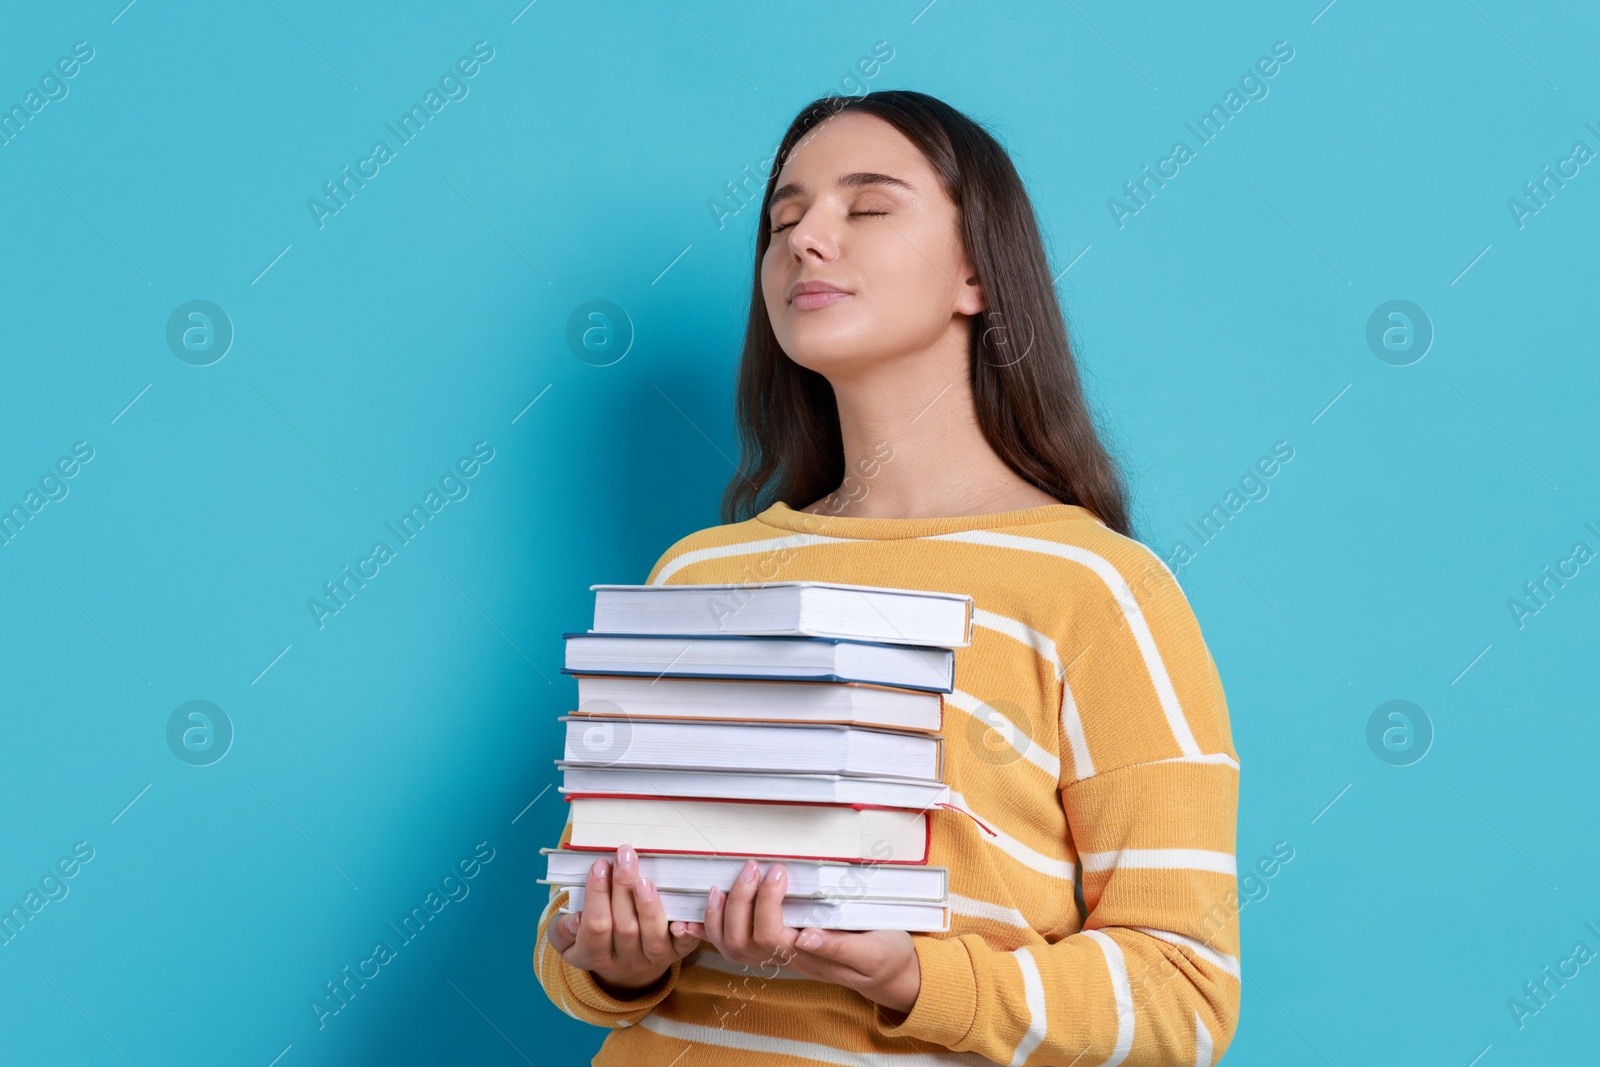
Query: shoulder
1056 519 1202 648
974 514 1214 679
953 512 1189 618
1009 518 1234 772
643 515 780 585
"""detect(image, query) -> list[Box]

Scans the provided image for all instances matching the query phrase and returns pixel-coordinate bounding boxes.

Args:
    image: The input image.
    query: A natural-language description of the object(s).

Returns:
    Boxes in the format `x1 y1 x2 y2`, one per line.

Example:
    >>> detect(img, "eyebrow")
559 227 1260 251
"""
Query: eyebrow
767 172 915 214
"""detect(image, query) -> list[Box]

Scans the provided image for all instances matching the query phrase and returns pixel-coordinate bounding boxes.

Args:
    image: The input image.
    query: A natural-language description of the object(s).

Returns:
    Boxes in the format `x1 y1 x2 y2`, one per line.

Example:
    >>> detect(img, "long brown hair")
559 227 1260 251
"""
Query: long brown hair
720 89 1134 540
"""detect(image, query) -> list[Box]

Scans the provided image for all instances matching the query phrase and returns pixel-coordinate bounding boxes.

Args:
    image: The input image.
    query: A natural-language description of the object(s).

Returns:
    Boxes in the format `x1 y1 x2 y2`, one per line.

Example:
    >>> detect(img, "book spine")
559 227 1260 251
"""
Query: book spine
559 843 929 864
566 791 931 813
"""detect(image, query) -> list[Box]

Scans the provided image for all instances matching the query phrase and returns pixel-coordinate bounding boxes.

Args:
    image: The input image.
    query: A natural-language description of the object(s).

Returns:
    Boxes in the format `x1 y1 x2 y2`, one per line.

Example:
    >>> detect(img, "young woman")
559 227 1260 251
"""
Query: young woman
537 90 1241 1066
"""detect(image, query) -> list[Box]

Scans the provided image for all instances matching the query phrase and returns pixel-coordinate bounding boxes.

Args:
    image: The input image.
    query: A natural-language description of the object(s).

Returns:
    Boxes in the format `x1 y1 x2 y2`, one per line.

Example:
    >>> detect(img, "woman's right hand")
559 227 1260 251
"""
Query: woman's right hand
547 843 702 997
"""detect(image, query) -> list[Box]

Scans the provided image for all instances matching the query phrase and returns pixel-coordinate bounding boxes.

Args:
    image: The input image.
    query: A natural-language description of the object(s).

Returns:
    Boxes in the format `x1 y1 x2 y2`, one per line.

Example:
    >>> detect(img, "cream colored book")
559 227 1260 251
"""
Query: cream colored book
563 794 932 864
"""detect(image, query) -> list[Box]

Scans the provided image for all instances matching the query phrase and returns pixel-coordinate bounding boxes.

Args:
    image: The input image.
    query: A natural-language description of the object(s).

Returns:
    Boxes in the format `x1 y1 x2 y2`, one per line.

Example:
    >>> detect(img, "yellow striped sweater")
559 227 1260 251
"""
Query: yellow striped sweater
534 500 1241 1066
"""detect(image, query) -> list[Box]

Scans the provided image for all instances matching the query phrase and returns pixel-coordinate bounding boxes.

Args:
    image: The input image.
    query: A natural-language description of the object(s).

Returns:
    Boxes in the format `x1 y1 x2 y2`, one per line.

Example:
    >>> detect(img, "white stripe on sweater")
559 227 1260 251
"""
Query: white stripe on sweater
650 532 858 585
1080 848 1236 876
949 790 1076 881
1059 676 1095 780
1193 1009 1214 1067
973 607 1097 780
1145 752 1240 770
1008 947 1049 1065
946 687 1061 780
972 608 1063 675
1083 930 1135 1066
1130 926 1241 979
637 1011 998 1064
949 891 1031 928
930 530 1203 758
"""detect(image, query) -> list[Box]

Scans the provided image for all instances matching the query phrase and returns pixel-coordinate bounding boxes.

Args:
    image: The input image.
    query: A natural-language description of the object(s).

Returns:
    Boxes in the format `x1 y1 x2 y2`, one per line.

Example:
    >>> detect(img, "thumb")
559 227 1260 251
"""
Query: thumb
547 910 578 952
794 927 842 958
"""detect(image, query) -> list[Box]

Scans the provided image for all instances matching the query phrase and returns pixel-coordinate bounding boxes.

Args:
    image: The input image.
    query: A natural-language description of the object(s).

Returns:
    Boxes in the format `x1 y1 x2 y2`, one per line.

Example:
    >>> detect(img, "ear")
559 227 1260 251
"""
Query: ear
955 273 986 316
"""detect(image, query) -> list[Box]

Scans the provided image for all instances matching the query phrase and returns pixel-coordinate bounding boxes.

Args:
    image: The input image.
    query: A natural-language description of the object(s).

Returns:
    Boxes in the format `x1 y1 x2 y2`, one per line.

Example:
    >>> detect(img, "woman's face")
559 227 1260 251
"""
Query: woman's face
760 111 984 378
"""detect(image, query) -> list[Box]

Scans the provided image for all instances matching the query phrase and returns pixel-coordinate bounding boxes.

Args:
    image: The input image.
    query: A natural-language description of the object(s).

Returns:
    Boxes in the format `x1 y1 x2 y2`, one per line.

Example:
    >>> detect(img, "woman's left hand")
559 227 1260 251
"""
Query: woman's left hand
683 859 922 1016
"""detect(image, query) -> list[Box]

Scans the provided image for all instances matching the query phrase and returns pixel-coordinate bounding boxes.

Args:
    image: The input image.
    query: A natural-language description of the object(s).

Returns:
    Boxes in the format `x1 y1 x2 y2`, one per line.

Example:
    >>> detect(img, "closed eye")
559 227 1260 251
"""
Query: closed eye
769 210 889 235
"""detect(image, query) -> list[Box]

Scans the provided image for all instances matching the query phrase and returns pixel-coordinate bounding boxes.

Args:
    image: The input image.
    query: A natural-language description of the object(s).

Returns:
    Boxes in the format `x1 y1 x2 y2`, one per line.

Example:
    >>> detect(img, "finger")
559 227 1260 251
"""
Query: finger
547 899 577 953
794 927 837 958
752 863 799 962
702 885 726 948
792 927 871 975
575 859 615 962
669 920 702 959
634 874 674 965
721 859 760 955
609 844 645 963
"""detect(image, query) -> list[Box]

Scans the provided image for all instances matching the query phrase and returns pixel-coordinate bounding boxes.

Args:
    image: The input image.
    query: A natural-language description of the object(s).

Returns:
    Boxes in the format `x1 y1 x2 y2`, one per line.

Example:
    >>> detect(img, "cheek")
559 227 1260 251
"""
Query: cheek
760 253 788 320
879 224 951 290
867 239 944 319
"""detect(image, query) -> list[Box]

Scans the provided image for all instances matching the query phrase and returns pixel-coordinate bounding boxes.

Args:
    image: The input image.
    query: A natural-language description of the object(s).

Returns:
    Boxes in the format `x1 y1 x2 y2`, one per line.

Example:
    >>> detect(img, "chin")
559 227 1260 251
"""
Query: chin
781 339 880 376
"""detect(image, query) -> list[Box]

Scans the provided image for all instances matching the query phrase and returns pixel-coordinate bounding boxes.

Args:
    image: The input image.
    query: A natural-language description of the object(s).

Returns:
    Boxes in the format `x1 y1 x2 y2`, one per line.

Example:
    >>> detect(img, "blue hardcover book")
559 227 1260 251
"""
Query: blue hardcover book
561 632 955 694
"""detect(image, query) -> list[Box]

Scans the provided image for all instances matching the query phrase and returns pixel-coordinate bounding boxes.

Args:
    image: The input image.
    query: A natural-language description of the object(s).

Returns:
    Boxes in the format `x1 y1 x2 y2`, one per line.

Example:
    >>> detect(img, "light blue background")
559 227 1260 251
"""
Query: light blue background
2 1 1595 1064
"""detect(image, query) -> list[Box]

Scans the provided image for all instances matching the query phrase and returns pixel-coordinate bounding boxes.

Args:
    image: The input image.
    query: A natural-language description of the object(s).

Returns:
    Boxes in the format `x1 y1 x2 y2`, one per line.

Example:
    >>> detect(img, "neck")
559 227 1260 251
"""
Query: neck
809 322 1053 519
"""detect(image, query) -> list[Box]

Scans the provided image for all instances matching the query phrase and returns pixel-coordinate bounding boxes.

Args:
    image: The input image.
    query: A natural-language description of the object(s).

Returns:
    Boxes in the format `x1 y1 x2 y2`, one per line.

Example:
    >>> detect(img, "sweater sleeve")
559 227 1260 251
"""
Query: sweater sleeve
532 807 686 1028
872 547 1242 1065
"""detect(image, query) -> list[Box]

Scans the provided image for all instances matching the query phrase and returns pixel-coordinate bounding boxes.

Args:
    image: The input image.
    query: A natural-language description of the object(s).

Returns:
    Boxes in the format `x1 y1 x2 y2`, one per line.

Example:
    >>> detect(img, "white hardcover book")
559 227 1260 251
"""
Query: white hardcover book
561 632 955 693
590 581 973 648
571 674 944 733
539 847 948 901
556 884 950 932
555 763 951 809
560 716 943 780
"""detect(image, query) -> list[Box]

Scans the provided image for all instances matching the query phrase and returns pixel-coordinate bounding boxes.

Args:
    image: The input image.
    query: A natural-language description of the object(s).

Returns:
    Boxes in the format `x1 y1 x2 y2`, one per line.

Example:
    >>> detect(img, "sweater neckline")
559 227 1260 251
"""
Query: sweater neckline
754 499 1099 541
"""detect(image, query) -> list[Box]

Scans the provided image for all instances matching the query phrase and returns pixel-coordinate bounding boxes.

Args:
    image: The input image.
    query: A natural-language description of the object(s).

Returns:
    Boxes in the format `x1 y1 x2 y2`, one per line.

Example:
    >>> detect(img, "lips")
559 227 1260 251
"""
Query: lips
788 280 852 310
793 290 849 310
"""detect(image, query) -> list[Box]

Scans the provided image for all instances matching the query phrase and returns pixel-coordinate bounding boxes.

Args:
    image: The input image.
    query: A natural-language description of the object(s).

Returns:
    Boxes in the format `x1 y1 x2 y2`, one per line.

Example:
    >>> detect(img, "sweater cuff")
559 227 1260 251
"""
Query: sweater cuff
568 958 683 1018
872 934 977 1047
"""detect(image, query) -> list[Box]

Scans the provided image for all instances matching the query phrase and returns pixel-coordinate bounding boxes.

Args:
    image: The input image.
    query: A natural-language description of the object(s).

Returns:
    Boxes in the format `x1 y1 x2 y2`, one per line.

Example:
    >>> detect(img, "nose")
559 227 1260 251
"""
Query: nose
781 205 839 262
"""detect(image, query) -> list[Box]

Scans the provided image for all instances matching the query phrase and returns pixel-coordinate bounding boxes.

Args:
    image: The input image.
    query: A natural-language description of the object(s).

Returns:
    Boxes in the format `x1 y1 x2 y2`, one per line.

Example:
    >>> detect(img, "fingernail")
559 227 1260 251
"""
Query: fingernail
797 929 822 950
764 863 783 884
620 844 635 869
741 861 758 884
708 885 722 907
593 860 608 885
637 876 655 901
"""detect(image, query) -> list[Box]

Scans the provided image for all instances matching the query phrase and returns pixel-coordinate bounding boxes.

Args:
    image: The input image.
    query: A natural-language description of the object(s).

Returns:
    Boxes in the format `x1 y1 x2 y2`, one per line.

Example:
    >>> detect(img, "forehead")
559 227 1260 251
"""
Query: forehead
769 111 932 194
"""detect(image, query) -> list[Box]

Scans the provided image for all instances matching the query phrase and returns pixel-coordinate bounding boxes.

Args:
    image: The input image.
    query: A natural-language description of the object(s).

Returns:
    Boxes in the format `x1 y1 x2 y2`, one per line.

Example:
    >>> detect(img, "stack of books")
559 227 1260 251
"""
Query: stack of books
538 580 974 932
